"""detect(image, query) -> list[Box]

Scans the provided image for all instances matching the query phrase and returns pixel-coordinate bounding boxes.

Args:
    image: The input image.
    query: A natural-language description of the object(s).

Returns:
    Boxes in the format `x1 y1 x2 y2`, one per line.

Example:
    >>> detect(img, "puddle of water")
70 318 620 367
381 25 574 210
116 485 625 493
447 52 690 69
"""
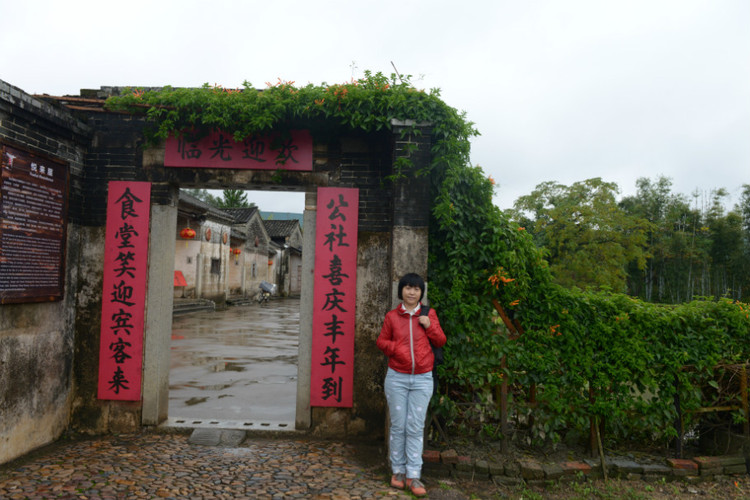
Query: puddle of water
169 298 300 423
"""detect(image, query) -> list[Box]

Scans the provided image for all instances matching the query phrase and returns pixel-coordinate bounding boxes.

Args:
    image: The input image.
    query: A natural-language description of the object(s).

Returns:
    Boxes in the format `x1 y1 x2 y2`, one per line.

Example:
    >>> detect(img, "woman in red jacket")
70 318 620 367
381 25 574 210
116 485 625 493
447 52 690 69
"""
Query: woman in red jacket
377 273 446 497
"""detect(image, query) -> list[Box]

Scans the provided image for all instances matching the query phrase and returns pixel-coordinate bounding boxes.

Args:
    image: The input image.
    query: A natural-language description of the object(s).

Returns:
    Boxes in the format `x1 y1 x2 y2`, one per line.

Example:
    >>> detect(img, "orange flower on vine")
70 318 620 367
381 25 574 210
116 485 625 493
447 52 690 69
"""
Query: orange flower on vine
488 267 515 289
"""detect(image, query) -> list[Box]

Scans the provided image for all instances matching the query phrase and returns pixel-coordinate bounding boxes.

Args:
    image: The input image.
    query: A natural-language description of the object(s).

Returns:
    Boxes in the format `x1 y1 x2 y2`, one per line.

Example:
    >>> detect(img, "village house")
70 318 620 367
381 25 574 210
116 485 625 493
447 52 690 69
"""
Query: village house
264 219 303 297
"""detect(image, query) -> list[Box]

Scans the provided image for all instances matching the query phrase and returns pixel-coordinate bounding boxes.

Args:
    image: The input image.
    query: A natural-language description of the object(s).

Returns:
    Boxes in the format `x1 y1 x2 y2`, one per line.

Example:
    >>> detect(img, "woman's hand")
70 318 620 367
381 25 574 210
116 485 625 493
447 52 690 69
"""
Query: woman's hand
418 315 431 329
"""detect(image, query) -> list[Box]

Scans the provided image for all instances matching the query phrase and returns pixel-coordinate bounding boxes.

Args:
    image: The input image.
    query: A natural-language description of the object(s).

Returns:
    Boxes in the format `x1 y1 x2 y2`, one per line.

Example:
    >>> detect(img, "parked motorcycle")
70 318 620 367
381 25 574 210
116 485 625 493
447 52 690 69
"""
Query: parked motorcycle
256 281 276 305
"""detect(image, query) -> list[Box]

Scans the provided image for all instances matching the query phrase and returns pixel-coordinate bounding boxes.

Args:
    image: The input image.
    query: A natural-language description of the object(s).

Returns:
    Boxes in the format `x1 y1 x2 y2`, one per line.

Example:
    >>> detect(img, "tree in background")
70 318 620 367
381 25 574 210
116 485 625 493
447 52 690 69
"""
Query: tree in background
620 176 695 302
216 189 251 208
181 188 253 209
512 176 750 303
182 188 222 206
511 178 648 292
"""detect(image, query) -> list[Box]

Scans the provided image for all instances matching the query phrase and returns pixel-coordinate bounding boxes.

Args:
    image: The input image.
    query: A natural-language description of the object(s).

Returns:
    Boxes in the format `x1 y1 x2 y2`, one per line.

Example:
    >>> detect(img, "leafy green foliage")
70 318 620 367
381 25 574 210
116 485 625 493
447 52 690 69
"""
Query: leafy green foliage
107 72 750 448
512 178 649 292
216 189 251 208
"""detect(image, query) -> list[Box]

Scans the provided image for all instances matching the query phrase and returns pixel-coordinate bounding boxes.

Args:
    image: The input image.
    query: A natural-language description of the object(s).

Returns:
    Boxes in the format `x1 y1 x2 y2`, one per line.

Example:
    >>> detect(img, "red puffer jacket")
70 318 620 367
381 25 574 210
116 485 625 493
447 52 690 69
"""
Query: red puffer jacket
377 304 446 375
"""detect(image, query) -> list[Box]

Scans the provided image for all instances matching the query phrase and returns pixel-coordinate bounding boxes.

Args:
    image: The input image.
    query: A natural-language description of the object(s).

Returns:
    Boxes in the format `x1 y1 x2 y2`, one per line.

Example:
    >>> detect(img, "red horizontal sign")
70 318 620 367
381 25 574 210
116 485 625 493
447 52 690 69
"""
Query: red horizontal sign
164 129 312 171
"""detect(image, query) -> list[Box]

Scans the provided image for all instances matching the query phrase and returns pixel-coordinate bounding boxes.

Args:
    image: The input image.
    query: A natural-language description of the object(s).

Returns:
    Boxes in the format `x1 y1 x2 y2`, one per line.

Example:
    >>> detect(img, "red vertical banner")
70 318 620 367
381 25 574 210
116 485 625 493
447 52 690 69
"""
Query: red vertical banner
310 187 359 407
97 181 151 401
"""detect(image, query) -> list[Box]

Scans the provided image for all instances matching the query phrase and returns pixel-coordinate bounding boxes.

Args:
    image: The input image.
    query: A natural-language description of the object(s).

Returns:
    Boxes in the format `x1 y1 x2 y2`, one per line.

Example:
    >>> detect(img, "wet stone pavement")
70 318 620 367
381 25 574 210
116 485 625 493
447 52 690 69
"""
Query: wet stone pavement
0 430 420 499
168 299 300 428
0 299 474 499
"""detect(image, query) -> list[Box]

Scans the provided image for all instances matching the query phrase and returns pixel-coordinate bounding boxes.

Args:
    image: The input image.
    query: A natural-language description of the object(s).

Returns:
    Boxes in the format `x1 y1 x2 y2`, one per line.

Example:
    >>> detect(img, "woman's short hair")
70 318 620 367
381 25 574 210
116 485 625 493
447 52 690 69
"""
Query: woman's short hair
398 273 425 301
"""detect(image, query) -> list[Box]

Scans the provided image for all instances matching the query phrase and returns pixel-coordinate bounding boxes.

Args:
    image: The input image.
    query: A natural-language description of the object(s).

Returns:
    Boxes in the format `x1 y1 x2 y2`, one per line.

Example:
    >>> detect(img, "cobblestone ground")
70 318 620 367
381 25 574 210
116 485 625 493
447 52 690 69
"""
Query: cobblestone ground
0 431 417 500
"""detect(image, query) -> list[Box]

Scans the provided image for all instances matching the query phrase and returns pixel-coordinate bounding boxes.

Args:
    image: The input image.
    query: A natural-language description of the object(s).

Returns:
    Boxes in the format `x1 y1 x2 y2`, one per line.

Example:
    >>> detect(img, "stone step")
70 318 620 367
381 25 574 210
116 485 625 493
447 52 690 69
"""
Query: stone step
173 299 216 315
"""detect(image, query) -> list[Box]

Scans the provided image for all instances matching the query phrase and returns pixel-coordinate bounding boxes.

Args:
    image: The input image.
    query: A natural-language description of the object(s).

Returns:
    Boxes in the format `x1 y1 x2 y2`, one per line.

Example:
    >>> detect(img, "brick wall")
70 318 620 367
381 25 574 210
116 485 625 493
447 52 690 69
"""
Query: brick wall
0 80 90 224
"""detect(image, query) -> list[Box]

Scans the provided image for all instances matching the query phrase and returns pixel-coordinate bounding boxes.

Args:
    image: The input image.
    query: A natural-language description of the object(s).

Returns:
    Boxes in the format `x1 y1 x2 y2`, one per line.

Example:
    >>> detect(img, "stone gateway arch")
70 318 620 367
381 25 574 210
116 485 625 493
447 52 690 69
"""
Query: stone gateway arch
1 80 435 464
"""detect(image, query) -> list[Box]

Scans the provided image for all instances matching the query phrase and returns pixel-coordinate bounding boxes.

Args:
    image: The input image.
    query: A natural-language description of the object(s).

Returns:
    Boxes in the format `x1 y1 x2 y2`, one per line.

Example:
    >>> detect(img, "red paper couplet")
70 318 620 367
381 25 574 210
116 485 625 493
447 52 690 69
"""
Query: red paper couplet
310 187 359 407
97 181 151 401
164 129 313 171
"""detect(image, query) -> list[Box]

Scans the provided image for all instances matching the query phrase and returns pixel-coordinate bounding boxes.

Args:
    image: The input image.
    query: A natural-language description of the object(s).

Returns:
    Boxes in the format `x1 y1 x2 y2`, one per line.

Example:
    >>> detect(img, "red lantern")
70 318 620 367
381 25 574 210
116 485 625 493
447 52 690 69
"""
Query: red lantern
180 227 196 248
233 248 242 255
268 259 273 266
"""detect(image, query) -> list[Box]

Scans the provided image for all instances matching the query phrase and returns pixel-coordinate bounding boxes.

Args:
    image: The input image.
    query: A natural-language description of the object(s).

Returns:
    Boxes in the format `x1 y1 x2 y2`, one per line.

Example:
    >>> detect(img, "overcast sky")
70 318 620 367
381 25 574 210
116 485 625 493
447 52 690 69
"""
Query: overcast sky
2 0 748 213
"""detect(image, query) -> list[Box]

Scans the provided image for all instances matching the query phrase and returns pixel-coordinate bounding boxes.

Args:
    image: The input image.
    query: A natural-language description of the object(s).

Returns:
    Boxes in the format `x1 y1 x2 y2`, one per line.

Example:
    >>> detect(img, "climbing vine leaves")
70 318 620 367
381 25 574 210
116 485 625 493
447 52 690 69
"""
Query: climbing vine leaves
106 71 750 446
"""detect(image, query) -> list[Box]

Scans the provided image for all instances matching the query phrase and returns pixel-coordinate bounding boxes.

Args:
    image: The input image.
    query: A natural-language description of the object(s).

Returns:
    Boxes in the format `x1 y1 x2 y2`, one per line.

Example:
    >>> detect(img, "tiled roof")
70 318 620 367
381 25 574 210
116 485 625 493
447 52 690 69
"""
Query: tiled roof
222 207 259 223
264 219 299 238
178 192 235 223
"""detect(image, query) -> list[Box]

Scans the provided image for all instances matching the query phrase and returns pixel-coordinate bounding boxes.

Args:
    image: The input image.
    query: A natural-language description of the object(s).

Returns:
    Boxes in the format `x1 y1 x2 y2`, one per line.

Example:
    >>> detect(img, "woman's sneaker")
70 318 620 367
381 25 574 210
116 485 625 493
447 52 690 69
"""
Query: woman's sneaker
406 478 427 497
390 473 405 489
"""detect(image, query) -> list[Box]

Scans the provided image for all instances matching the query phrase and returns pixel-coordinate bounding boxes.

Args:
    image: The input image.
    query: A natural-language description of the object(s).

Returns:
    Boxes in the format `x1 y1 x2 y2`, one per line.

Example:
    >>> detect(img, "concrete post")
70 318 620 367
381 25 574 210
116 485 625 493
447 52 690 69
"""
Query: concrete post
295 190 316 429
389 120 432 289
142 201 178 425
195 254 203 298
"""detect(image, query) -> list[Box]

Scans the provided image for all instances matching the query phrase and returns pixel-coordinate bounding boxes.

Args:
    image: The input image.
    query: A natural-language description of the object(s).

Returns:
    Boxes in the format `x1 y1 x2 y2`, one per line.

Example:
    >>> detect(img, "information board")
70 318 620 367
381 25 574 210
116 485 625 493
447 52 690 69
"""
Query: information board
0 144 68 304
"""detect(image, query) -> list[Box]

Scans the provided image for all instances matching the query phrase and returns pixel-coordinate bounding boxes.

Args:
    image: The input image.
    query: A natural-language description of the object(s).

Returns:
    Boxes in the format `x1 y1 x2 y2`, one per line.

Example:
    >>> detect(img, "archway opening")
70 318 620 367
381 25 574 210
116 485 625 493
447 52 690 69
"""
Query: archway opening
165 189 305 431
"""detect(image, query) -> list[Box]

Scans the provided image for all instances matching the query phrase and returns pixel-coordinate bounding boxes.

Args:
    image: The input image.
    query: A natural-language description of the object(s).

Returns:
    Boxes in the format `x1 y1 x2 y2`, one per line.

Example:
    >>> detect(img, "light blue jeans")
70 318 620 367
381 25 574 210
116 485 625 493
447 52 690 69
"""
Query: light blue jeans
384 367 433 479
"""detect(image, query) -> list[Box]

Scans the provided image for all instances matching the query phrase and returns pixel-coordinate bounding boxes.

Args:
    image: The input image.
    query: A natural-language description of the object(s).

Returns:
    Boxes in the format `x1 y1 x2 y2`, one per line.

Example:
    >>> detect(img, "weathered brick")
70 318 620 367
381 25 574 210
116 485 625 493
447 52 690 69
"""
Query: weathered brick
422 462 452 478
440 449 458 464
474 459 489 474
504 461 521 477
641 463 671 477
560 461 592 476
492 475 522 486
724 464 747 475
610 458 643 476
542 463 564 480
518 459 545 480
487 461 504 476
666 458 698 471
422 449 440 463
455 455 473 472
699 467 722 477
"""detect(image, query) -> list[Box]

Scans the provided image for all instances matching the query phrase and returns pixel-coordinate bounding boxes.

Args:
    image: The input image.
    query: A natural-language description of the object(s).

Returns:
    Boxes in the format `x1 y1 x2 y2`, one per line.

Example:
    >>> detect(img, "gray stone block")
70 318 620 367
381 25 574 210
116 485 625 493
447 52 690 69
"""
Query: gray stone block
724 464 747 475
189 428 221 446
610 458 643 475
219 429 246 446
487 461 504 476
492 475 522 486
542 463 564 480
641 463 671 476
504 461 521 477
519 460 545 480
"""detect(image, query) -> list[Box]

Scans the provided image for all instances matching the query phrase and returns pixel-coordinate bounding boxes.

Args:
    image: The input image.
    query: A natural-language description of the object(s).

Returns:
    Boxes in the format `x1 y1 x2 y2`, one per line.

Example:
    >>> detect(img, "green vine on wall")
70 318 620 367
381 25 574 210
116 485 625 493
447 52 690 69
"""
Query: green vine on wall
104 71 477 181
106 71 750 447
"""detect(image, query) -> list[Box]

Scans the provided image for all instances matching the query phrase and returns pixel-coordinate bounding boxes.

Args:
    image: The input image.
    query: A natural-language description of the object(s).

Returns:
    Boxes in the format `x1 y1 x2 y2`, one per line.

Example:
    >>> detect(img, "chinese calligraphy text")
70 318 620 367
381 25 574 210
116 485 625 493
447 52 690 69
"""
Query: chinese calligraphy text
310 188 359 407
164 130 313 171
97 181 151 401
